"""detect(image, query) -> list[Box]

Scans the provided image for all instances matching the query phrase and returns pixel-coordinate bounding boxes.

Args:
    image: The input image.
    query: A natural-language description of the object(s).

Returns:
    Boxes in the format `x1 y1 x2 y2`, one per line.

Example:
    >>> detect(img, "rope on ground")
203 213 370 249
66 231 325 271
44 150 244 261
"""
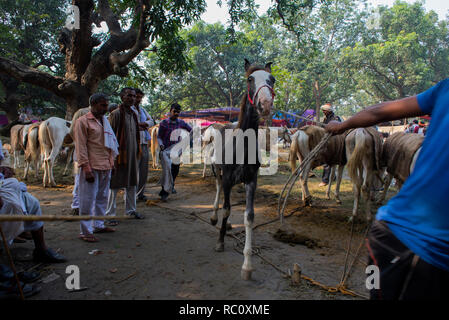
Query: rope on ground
151 200 368 299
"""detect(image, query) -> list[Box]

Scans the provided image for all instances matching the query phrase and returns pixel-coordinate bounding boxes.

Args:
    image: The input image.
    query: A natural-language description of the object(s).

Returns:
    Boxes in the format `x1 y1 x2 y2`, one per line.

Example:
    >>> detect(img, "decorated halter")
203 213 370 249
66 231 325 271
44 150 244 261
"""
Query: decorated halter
247 82 276 106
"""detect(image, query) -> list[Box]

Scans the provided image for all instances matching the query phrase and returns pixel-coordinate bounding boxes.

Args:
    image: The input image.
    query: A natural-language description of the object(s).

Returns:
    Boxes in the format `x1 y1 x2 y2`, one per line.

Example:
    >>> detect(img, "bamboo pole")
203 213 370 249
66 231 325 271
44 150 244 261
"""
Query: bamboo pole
274 110 326 127
0 225 25 300
0 215 133 222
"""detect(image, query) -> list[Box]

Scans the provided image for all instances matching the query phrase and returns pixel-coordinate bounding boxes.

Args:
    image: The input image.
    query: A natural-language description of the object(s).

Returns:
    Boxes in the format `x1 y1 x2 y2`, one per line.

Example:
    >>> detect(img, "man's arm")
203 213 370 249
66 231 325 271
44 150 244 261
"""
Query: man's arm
157 121 166 150
74 118 94 182
326 96 424 134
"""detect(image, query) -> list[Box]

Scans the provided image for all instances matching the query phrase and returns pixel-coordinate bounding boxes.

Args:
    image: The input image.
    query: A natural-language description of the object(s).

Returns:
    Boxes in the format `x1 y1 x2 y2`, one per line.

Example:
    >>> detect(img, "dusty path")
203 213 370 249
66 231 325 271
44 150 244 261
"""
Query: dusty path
1 161 377 300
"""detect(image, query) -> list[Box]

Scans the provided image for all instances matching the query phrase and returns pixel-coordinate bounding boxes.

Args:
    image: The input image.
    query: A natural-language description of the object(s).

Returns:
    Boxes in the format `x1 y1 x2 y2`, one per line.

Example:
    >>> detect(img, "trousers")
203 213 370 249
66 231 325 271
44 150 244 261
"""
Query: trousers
79 169 111 235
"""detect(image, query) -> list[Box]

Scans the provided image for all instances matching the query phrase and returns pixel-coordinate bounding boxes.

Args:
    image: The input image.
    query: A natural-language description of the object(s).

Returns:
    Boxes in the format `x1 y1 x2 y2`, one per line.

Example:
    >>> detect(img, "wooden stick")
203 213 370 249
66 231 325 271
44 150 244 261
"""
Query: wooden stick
0 215 133 222
0 225 25 300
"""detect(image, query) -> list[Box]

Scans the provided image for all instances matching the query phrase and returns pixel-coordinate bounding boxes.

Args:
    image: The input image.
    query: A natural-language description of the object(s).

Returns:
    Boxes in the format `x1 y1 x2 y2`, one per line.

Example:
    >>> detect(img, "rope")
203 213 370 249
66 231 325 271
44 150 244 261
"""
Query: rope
278 132 332 224
149 199 368 299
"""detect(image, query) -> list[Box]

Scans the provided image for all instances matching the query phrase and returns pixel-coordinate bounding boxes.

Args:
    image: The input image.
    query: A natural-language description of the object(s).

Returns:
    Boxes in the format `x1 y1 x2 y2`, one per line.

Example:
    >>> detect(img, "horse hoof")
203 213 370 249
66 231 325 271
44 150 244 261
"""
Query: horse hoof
336 199 342 205
303 197 313 207
210 217 218 226
215 242 224 252
241 269 253 281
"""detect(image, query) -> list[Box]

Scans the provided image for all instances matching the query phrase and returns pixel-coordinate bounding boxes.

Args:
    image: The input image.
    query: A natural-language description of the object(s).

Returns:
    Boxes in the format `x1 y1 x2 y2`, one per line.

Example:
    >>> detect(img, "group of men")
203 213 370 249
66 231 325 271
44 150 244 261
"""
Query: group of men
72 88 192 242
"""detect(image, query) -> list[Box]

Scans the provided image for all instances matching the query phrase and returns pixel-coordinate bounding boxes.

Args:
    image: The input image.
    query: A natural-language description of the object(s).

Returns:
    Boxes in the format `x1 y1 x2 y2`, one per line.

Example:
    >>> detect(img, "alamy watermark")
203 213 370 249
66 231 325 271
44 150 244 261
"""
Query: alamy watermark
166 127 279 175
65 5 80 30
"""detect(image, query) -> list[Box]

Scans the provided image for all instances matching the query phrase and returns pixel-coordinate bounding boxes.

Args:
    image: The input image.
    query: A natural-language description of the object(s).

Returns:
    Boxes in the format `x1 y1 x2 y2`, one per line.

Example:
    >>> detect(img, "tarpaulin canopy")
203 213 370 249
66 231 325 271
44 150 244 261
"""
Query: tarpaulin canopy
162 107 240 123
272 109 316 127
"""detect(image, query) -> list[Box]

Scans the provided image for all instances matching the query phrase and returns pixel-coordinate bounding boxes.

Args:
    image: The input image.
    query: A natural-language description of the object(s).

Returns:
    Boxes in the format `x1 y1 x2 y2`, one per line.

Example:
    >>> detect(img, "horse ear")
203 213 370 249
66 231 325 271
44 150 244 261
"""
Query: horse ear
265 62 273 73
244 59 251 71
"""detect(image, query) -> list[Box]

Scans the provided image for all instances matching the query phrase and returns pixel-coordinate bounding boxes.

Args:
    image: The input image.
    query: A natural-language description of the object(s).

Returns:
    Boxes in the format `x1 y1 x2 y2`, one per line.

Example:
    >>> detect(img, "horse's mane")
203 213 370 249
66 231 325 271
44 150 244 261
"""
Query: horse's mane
237 64 266 129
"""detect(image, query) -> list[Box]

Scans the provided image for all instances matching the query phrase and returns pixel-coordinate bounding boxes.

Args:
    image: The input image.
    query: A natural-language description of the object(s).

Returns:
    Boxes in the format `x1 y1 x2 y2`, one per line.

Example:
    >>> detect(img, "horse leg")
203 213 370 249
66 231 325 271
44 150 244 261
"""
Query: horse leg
326 166 335 199
23 161 29 180
241 178 256 280
34 158 39 178
210 173 221 226
334 165 344 204
63 147 74 176
377 172 392 205
362 166 375 222
215 181 231 252
299 162 312 206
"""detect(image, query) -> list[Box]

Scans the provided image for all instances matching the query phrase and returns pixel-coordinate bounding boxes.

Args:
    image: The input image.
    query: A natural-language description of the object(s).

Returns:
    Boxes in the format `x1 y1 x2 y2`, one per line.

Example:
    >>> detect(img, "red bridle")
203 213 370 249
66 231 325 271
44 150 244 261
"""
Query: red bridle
247 83 276 106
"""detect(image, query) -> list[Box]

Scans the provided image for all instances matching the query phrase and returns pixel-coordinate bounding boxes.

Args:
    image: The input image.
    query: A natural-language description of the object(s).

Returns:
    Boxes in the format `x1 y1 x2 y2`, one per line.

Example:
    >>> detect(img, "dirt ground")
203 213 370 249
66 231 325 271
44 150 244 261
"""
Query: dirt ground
1 148 397 300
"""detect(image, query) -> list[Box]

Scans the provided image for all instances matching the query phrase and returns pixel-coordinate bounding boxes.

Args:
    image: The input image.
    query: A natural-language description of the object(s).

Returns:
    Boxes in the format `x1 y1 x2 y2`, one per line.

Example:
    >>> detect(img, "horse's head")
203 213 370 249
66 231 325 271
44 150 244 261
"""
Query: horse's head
245 59 275 118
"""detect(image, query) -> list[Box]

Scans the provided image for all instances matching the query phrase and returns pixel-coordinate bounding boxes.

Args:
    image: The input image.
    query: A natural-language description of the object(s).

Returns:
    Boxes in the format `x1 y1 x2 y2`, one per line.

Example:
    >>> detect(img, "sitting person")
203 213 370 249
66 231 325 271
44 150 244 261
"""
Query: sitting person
0 167 66 263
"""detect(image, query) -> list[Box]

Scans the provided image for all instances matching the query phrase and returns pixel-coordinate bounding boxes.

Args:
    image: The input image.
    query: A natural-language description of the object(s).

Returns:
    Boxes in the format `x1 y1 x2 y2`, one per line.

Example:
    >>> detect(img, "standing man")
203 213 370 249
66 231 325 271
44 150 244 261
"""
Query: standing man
106 88 144 223
325 79 449 300
75 93 119 242
132 88 155 201
69 106 91 216
319 103 342 187
157 103 192 201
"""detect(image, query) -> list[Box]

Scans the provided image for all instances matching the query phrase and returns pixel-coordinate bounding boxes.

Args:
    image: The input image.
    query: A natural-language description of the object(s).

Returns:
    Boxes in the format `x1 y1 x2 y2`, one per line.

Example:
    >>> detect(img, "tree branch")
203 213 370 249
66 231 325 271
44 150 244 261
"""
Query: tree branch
97 0 123 35
0 56 77 98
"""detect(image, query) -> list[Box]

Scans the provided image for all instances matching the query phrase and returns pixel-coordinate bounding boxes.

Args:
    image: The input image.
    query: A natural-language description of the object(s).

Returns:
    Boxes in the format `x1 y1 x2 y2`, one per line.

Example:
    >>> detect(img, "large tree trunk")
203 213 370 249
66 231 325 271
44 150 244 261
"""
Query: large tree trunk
66 88 90 120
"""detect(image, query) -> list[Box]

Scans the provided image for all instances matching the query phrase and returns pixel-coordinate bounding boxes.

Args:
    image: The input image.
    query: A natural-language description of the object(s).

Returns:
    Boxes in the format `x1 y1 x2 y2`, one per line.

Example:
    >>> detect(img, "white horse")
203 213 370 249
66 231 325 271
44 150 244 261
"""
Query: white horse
38 117 72 187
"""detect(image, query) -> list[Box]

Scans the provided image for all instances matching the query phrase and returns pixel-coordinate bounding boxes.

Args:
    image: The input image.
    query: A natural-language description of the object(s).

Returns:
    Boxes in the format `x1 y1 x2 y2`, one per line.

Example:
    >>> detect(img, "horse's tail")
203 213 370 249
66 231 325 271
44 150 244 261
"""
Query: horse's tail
346 128 368 182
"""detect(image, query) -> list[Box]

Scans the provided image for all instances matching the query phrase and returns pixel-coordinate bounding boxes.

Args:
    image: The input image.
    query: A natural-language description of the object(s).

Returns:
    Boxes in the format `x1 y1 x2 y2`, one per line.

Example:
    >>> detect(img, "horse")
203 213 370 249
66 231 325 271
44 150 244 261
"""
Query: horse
345 127 383 221
149 125 159 169
23 122 41 180
377 131 424 204
288 125 347 205
38 117 72 187
10 124 25 168
210 59 275 280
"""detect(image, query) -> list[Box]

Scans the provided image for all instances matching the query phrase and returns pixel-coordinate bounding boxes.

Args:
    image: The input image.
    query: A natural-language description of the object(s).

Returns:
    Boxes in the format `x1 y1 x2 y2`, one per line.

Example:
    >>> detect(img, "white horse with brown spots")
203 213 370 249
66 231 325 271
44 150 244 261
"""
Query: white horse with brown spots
289 125 347 205
377 131 424 204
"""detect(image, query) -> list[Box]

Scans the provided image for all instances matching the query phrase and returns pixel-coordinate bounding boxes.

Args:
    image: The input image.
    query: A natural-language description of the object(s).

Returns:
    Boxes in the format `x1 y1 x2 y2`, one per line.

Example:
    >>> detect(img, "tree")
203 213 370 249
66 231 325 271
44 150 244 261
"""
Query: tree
0 0 66 121
0 0 208 119
341 1 449 105
268 0 367 120
142 21 268 115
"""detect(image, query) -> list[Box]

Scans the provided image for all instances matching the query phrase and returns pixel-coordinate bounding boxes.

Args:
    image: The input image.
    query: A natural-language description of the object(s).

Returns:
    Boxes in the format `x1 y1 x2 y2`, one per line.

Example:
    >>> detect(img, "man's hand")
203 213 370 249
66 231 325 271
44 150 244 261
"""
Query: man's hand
139 122 149 130
84 168 95 183
325 120 346 135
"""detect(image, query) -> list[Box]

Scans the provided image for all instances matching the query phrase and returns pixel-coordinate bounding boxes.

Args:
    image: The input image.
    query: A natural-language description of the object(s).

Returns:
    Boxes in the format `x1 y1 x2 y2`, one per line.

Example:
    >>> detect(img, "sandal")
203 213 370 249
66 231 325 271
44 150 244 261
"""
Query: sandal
78 234 99 242
105 220 119 226
93 227 115 234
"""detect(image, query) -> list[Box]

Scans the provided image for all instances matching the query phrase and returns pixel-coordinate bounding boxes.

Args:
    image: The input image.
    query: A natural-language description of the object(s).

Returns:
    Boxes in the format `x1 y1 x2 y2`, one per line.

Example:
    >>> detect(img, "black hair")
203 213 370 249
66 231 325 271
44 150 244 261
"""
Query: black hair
120 87 136 97
170 103 182 111
89 93 109 106
134 88 144 95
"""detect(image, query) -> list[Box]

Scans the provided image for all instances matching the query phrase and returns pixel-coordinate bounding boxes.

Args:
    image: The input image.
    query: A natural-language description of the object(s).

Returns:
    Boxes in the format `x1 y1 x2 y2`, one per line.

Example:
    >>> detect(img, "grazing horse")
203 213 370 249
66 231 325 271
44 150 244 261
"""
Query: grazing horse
377 131 424 204
210 59 275 280
38 117 72 187
345 127 383 221
289 125 346 205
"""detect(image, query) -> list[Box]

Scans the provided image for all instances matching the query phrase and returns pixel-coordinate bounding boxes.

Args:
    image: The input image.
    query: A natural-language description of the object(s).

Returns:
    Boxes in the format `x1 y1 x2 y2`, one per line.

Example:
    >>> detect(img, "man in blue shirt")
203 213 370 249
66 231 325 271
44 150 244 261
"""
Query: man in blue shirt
326 79 449 300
